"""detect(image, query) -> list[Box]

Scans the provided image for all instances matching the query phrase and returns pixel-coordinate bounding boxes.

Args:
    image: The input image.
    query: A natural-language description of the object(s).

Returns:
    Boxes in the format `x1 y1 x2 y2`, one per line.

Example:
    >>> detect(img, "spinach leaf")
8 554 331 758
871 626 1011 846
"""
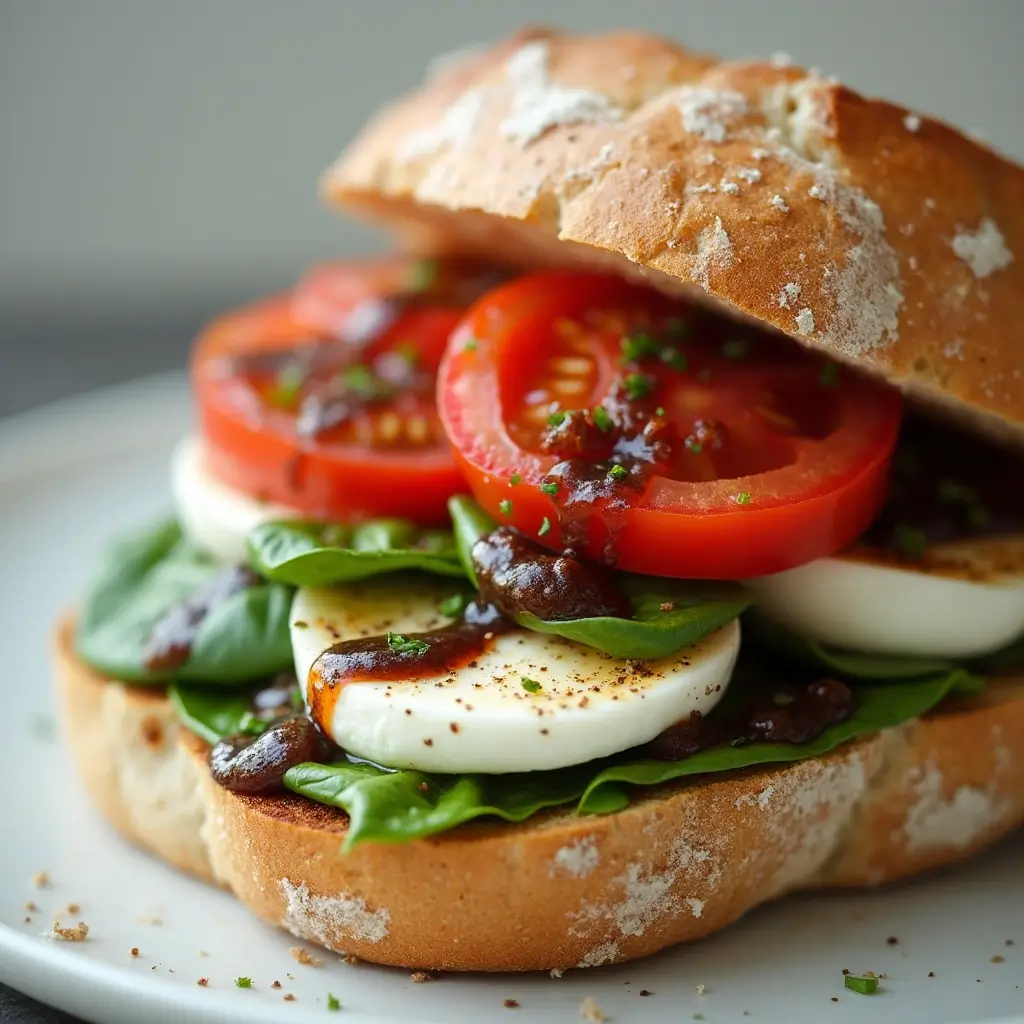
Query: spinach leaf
577 669 976 812
247 519 466 587
744 613 982 689
283 760 601 848
76 518 294 684
448 496 750 659
169 683 258 745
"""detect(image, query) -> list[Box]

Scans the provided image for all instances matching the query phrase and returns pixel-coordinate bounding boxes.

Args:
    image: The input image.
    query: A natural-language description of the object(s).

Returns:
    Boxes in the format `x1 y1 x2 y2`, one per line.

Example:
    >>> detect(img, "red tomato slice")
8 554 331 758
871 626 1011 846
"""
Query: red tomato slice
193 257 487 526
438 273 903 578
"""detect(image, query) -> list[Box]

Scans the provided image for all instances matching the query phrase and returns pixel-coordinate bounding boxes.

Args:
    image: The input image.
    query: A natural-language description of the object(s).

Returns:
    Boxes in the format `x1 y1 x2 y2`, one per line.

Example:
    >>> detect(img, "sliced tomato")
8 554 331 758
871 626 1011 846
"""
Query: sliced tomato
437 272 903 578
193 257 488 525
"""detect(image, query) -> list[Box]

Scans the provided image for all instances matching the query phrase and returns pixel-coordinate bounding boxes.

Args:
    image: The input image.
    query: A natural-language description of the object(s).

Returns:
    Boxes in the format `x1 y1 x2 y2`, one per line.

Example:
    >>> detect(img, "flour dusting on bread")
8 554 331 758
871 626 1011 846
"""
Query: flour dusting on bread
280 879 390 947
900 764 1014 854
950 218 1014 280
501 41 622 145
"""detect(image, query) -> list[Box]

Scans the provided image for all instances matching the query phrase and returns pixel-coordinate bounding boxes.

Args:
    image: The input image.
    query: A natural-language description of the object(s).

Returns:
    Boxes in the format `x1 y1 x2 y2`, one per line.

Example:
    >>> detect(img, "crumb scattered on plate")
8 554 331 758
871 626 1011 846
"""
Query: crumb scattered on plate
130 948 140 958
549 968 563 978
50 920 88 941
410 971 433 983
197 978 208 987
284 993 296 1002
580 996 607 1022
33 871 50 888
503 998 520 1008
290 946 322 966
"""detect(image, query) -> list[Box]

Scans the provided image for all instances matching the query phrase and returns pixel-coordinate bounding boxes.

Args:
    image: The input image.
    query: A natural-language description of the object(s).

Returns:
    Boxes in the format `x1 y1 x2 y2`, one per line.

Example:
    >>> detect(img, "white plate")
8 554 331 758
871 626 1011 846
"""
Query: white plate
0 373 1021 1024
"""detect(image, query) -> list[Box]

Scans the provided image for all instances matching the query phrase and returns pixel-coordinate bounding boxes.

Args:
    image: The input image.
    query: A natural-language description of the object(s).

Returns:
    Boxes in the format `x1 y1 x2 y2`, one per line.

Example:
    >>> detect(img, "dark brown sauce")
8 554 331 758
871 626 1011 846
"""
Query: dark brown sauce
142 565 260 673
222 261 508 441
539 382 678 561
645 678 855 760
865 414 1024 555
209 716 335 794
308 601 511 730
471 526 630 621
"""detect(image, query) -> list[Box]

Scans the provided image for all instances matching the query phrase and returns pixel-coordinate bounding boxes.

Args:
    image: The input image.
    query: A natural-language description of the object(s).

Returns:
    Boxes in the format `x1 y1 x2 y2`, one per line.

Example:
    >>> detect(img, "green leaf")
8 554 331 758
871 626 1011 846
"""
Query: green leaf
577 669 976 812
517 576 750 659
76 518 294 684
169 683 257 745
744 614 982 689
283 760 595 848
247 519 466 587
447 497 750 658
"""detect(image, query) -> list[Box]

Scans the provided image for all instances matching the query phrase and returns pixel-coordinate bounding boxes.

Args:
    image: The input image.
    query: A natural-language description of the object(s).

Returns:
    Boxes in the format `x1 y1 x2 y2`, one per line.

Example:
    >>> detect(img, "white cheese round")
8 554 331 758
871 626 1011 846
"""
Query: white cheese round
290 580 740 773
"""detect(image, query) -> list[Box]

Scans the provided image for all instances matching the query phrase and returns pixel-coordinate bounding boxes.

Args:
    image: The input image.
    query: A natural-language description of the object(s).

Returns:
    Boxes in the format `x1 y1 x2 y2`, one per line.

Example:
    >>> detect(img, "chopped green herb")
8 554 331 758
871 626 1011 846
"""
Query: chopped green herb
734 492 752 505
844 975 878 995
292 620 309 630
664 316 688 337
655 406 666 417
462 338 478 352
269 363 306 407
439 593 469 618
235 977 253 989
394 341 419 367
623 373 653 401
499 499 513 516
937 478 979 505
661 346 688 372
893 524 928 558
620 332 659 363
592 406 613 432
386 632 430 656
538 517 552 537
408 258 438 292
327 992 342 1011
721 339 750 361
540 481 559 496
546 410 567 427
773 693 796 707
968 504 992 529
509 472 522 487
731 736 747 747
819 362 840 388
685 438 703 456
608 464 628 481
343 363 379 396
521 678 542 693
237 711 267 736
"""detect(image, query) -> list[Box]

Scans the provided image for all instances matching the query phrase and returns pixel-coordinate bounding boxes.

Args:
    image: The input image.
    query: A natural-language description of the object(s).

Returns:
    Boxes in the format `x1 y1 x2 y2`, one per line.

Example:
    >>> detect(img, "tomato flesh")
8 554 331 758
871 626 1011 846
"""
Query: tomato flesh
438 273 903 579
193 258 496 526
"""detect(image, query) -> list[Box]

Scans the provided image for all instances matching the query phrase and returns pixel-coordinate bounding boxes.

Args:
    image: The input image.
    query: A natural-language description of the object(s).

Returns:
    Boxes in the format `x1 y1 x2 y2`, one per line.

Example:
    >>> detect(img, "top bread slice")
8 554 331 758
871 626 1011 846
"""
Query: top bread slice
325 26 1024 446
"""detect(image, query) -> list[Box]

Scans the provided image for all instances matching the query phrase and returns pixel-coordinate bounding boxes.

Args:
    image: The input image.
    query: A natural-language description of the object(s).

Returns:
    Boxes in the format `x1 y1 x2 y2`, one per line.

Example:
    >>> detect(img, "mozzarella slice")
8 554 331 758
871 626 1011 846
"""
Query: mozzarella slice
290 580 740 774
171 436 299 564
746 536 1024 659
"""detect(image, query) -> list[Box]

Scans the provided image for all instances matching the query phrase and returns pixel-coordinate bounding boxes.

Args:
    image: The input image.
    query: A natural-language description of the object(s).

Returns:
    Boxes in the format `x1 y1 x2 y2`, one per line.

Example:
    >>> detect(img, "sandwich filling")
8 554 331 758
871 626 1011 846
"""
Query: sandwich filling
74 257 1024 846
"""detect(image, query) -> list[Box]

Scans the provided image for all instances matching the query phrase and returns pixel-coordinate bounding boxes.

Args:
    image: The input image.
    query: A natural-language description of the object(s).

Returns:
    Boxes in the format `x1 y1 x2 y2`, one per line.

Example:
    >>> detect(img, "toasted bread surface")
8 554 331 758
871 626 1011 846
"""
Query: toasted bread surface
328 27 1024 445
55 616 1024 971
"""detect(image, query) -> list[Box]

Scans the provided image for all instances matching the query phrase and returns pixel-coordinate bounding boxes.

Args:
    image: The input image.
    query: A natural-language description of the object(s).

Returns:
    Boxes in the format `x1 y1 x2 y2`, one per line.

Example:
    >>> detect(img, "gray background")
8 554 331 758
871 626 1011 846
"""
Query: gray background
1 1 1022 1021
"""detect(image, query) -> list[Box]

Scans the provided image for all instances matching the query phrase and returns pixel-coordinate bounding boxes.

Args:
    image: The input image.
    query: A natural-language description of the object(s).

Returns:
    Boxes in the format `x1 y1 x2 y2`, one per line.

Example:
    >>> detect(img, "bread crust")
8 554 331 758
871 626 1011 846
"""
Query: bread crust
54 616 1024 971
326 27 1024 445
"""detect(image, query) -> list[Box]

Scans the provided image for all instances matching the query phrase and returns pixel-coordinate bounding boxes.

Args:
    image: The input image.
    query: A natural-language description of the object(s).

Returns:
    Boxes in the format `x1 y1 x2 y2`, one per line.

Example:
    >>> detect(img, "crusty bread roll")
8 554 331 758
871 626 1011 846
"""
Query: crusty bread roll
326 26 1024 445
55 618 1024 971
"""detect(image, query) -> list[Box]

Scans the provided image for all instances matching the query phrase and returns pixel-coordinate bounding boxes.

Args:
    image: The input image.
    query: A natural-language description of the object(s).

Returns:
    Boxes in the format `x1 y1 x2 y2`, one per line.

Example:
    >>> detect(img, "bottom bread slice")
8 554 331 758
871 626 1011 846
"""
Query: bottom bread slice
54 616 1024 972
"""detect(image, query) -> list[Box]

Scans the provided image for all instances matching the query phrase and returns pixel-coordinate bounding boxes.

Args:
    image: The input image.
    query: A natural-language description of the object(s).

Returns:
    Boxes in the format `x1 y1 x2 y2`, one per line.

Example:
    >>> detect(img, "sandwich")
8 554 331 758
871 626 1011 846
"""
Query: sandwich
55 26 1024 972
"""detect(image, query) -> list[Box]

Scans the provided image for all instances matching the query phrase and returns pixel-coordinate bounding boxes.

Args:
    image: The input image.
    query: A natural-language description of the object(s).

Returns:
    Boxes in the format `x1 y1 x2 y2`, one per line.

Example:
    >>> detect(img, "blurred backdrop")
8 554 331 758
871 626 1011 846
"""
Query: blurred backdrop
2 0 1023 418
